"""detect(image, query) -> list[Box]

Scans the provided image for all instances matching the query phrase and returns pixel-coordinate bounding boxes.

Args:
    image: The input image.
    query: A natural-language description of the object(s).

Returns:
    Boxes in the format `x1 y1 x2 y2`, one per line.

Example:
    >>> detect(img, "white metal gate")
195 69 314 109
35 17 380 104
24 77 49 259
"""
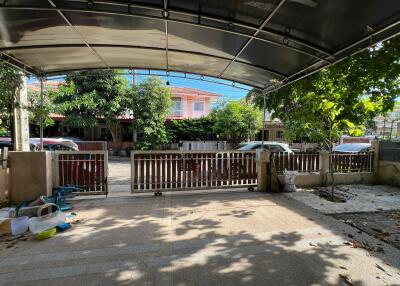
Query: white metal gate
131 150 257 193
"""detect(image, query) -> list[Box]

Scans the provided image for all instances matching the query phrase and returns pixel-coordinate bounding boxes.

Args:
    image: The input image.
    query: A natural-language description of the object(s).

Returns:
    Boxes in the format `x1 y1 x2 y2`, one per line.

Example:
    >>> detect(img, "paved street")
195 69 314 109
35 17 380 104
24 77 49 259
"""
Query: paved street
1 190 400 285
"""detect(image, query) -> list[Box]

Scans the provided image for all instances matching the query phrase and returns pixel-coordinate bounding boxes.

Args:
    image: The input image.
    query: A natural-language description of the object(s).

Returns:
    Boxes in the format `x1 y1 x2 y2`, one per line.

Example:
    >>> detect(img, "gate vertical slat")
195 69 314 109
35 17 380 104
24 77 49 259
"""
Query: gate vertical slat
140 155 145 191
218 152 227 186
194 153 198 188
94 154 99 191
147 155 151 190
166 154 171 189
78 154 84 188
133 154 139 190
243 154 251 184
152 154 156 190
202 153 206 188
97 154 102 191
176 153 180 188
207 153 212 188
171 153 176 189
234 152 239 185
90 153 96 191
187 153 192 188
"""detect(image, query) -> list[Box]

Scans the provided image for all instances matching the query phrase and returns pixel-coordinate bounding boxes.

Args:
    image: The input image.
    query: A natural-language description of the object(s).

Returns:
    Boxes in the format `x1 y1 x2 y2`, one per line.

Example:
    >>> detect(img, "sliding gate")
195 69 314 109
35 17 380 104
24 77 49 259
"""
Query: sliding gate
131 150 257 193
53 151 108 195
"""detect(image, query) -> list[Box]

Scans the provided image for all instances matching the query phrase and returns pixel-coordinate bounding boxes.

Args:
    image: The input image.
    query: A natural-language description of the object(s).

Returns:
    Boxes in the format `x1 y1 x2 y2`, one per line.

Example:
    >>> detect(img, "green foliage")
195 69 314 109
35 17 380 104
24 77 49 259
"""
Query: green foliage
0 62 23 137
27 90 55 128
166 117 217 142
210 100 263 144
247 36 400 147
52 69 130 129
131 77 173 150
50 70 131 147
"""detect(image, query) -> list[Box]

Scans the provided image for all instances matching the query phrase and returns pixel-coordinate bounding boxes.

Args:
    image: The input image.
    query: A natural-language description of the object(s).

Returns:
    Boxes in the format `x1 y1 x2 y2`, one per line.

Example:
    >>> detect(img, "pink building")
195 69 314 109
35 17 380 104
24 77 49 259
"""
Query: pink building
168 87 221 119
28 82 221 120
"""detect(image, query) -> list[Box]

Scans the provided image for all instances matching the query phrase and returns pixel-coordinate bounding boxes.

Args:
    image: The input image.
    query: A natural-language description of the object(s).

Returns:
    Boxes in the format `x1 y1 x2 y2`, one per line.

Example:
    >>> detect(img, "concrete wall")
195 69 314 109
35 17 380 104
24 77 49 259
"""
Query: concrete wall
9 151 53 204
0 168 9 204
378 161 400 187
277 172 375 189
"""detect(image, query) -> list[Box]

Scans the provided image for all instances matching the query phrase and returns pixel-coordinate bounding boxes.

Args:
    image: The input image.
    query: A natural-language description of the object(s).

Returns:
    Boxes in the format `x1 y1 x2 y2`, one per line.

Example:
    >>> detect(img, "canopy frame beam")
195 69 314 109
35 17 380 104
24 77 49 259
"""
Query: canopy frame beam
263 21 400 94
219 0 287 78
47 0 110 69
0 3 333 63
0 43 289 80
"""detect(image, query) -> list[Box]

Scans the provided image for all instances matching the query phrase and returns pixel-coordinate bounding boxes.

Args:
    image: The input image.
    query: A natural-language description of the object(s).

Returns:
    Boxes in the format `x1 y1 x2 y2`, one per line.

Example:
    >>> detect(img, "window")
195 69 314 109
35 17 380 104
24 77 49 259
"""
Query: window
268 145 285 152
171 97 183 116
193 102 204 112
276 130 284 139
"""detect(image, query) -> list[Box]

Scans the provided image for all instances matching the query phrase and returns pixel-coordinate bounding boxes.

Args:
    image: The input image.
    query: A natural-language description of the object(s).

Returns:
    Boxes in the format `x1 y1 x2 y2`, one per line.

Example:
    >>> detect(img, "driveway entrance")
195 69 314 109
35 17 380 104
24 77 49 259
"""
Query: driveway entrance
108 157 131 194
1 191 399 285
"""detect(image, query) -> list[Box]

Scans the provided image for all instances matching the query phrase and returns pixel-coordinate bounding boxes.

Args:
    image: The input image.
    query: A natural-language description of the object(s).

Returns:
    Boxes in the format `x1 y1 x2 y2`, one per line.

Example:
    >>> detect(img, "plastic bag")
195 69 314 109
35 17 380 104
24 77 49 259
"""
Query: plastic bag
282 170 298 192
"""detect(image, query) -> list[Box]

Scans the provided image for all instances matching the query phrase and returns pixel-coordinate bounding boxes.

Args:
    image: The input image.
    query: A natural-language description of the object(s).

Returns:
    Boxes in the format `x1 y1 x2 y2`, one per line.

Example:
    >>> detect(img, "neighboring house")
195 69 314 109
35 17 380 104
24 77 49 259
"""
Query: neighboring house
372 103 400 139
27 82 221 120
169 87 220 119
256 111 286 142
27 82 222 148
257 120 286 142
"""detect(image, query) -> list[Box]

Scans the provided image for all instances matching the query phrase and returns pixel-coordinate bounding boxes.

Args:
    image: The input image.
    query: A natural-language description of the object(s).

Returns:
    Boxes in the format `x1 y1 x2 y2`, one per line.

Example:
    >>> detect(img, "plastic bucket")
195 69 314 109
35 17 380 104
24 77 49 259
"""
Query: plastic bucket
28 212 66 234
11 216 29 235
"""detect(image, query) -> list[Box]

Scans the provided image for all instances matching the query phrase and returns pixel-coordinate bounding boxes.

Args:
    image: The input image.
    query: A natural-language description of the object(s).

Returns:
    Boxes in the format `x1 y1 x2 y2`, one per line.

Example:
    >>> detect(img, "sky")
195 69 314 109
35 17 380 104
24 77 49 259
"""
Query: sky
31 70 252 102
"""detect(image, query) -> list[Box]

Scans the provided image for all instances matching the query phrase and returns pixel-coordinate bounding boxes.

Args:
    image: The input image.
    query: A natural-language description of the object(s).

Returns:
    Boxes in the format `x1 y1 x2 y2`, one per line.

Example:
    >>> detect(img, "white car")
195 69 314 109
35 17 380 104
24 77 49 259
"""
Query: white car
333 143 371 153
235 141 293 153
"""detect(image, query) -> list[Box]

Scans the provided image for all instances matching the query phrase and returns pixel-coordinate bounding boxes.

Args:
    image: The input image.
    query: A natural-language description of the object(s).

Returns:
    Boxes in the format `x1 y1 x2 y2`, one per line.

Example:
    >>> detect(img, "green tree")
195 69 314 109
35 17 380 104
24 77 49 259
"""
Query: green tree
247 36 400 146
51 70 130 149
0 63 23 147
210 100 263 145
131 77 173 150
247 36 400 199
166 117 217 142
27 88 55 135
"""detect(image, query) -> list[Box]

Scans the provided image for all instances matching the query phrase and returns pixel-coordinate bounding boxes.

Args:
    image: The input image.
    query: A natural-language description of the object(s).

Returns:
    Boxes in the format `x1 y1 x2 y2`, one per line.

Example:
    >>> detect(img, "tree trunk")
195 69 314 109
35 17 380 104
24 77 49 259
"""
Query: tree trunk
329 123 335 201
107 122 122 151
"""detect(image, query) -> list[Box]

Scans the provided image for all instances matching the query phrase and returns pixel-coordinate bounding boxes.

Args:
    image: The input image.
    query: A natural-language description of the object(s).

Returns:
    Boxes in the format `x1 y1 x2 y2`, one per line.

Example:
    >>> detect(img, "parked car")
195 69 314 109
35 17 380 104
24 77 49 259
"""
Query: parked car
0 137 79 151
235 141 293 153
332 143 371 153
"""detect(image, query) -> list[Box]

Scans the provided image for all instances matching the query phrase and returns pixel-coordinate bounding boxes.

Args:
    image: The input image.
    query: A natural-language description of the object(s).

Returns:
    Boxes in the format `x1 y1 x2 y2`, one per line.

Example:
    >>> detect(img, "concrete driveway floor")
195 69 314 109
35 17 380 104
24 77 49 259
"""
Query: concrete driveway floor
1 190 400 286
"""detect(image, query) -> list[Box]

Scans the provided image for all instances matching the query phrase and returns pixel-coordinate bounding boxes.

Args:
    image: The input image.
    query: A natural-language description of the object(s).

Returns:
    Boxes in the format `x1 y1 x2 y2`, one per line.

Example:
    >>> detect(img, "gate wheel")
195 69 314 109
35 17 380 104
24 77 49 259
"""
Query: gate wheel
154 191 162 196
248 187 254 192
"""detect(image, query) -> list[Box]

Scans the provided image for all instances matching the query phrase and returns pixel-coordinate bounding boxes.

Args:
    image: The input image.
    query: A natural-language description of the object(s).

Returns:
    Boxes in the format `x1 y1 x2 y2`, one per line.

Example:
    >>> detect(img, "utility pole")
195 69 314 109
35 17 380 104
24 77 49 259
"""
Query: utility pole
261 92 266 145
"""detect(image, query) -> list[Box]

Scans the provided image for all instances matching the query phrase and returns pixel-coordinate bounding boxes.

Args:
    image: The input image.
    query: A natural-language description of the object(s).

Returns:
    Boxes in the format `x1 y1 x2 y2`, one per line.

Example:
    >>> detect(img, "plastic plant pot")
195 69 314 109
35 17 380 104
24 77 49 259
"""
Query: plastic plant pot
11 216 29 235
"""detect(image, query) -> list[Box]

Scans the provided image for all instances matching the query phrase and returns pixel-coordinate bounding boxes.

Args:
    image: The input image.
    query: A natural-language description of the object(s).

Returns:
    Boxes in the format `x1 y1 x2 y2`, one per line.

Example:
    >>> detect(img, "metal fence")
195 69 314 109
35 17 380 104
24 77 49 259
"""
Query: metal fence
379 141 400 162
331 152 374 173
75 141 107 151
53 151 108 195
131 150 257 192
272 152 320 174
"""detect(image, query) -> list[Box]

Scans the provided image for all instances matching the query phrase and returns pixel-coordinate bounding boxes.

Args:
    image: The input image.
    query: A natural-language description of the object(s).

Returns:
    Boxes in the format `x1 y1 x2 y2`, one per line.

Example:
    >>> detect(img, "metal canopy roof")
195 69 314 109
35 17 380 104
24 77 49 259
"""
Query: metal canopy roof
0 0 399 92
